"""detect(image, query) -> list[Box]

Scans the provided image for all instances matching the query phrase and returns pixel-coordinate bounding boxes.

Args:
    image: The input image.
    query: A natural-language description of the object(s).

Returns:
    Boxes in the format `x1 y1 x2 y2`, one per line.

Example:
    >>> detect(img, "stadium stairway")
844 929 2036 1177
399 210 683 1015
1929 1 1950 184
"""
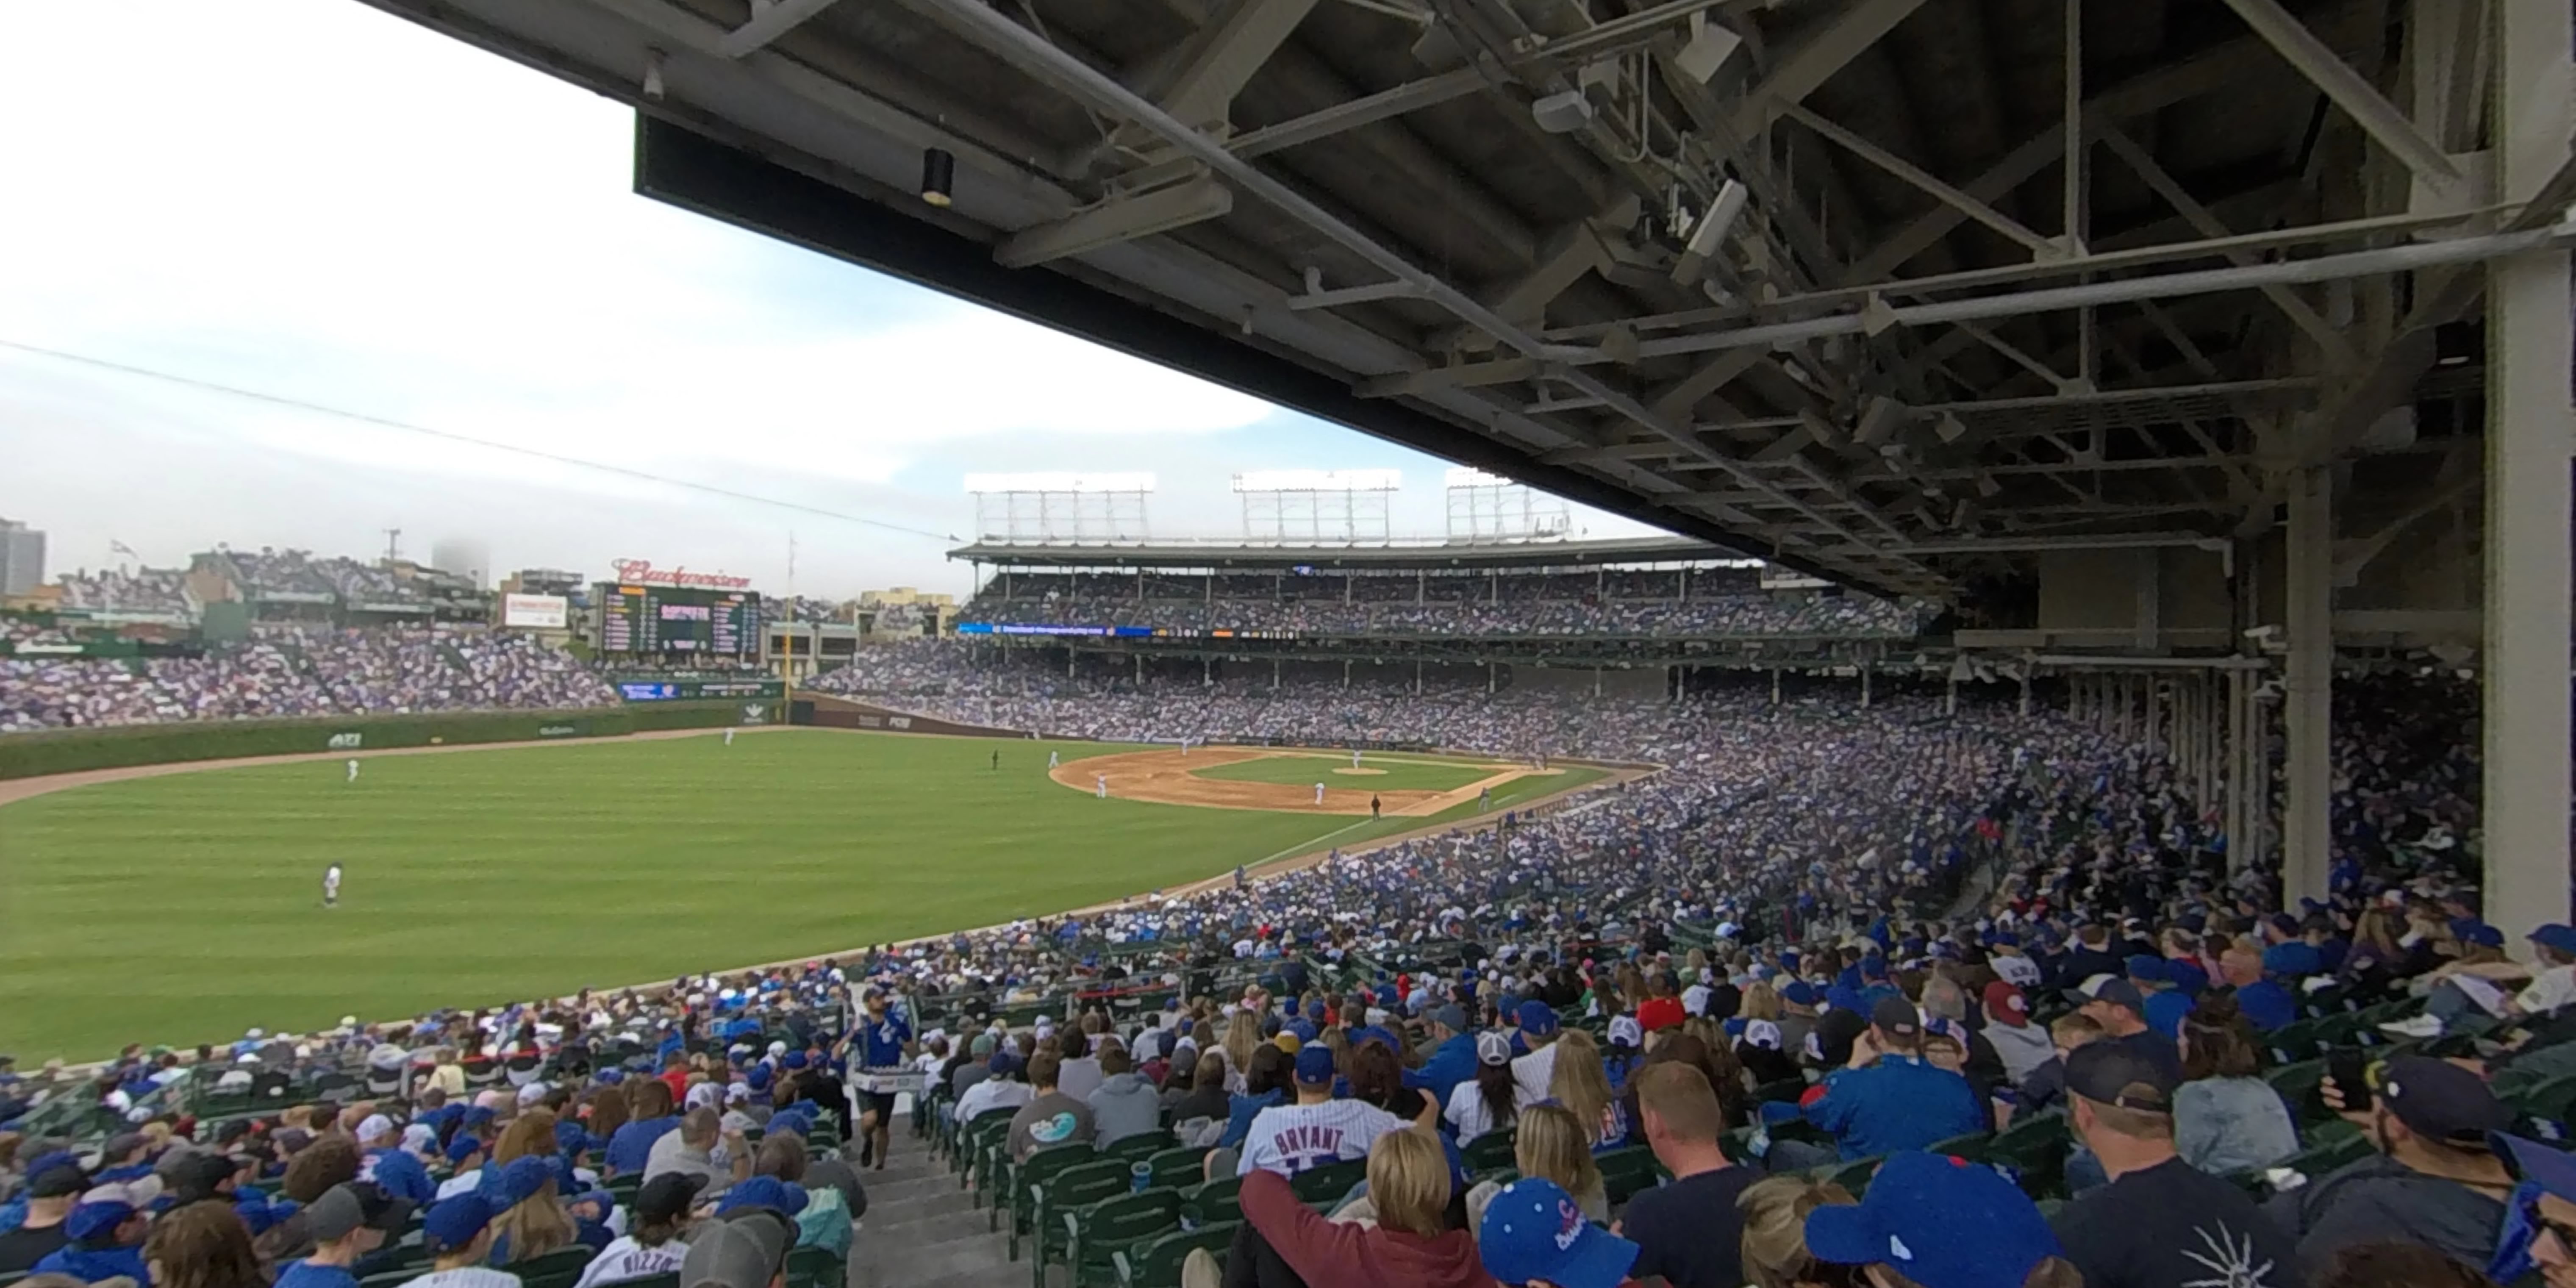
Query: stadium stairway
851 1117 1024 1288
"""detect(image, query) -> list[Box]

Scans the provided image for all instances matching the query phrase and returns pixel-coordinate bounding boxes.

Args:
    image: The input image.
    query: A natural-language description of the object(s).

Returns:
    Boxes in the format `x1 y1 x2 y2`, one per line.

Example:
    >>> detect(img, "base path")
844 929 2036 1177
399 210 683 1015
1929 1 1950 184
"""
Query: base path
1049 745 1554 816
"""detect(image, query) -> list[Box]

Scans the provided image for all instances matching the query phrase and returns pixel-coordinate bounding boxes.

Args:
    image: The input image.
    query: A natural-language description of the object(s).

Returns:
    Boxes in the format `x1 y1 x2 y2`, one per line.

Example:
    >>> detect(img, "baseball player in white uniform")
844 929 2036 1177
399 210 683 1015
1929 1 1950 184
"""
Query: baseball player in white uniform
724 727 736 747
1238 1046 1413 1177
1096 774 1108 799
1049 750 1060 769
1313 782 1326 806
1351 748 1362 769
346 758 360 784
323 863 344 908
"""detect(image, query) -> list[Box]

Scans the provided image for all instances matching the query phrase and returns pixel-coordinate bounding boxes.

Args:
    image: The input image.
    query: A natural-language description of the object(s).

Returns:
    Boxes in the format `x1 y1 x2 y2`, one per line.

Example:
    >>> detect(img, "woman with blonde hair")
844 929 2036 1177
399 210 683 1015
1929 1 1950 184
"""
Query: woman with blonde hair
1184 1127 1480 1288
1738 1176 1865 1288
1464 1104 1607 1233
1547 1029 1625 1148
148 1198 266 1288
1221 1015 1262 1095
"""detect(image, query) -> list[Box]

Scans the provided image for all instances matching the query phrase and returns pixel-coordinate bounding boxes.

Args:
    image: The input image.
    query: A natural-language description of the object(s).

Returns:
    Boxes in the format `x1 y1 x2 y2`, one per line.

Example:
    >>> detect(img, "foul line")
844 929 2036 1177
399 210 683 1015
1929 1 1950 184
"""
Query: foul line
1255 816 1383 868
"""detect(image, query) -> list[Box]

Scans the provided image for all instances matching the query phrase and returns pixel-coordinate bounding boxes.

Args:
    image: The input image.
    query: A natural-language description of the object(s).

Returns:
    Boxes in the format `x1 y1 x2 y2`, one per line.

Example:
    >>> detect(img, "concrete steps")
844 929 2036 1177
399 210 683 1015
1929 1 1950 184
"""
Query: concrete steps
848 1116 1037 1288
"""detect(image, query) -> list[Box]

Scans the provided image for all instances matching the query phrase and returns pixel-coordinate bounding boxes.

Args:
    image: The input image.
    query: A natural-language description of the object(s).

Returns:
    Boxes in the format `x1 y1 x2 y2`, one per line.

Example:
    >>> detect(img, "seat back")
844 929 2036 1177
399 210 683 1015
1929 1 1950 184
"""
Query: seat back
1288 1158 1368 1206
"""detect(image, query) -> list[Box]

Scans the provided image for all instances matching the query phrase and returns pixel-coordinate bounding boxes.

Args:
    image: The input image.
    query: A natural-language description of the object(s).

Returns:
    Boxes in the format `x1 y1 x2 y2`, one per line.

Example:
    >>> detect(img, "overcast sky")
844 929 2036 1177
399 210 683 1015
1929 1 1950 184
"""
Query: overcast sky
0 0 1665 601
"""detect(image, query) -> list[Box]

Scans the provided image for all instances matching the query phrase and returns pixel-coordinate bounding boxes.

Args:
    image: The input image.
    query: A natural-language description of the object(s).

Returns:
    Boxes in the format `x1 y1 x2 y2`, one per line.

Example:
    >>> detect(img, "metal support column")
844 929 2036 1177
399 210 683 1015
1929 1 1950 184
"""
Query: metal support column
1343 659 1351 688
1488 661 1498 694
1593 668 1603 698
2486 0 2576 938
1203 656 1213 686
2283 465 2334 905
1413 659 1423 694
1272 658 1281 690
2018 666 2033 717
1946 677 1958 716
1772 667 1783 706
2227 666 2251 872
1861 665 1873 709
1135 654 1144 683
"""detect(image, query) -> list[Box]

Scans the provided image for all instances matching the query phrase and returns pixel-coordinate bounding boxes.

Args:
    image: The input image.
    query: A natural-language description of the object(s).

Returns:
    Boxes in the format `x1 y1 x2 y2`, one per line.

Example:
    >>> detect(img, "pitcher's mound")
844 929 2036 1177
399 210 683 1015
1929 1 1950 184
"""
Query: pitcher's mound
1333 767 1388 776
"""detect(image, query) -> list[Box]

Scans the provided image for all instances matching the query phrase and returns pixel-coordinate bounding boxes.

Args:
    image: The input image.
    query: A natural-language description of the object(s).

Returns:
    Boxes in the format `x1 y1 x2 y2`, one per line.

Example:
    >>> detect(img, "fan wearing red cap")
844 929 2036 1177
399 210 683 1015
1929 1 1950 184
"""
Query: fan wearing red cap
1980 982 2054 1086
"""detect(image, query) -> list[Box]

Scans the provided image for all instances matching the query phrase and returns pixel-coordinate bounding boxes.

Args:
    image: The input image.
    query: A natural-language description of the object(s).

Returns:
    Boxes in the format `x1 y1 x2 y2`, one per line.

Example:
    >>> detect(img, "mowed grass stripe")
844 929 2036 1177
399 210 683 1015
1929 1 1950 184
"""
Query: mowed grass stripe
0 731 1353 1060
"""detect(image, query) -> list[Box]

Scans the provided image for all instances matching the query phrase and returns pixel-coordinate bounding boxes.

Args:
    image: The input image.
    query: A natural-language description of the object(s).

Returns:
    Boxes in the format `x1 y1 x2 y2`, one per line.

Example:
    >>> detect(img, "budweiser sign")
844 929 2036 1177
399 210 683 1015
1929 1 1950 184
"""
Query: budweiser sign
610 559 754 590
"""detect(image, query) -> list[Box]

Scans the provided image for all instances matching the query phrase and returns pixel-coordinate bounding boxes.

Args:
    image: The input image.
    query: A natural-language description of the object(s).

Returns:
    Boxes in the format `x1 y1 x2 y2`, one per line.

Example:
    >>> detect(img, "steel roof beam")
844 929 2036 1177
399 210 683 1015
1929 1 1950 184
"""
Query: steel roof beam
1154 0 1320 132
2217 0 2465 193
716 0 842 58
1779 102 2062 260
1730 0 1933 137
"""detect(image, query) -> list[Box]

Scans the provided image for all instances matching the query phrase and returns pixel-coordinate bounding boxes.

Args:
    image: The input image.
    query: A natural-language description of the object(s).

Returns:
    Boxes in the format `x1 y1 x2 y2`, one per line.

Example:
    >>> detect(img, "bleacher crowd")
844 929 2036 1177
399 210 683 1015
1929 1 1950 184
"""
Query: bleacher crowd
966 572 1932 639
0 629 614 735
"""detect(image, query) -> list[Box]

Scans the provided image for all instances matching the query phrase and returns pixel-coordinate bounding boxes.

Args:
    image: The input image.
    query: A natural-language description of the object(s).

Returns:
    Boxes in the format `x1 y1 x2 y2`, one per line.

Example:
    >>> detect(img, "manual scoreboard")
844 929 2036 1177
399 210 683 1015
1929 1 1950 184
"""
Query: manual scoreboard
593 583 761 658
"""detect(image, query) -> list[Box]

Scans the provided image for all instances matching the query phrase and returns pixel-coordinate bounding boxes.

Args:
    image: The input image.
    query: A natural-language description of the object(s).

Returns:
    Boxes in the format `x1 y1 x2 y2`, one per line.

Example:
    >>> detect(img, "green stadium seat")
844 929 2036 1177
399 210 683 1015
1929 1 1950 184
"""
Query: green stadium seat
1926 1131 1993 1161
2264 1019 2323 1067
1288 1158 1368 1208
1985 1112 2071 1201
1024 1160 1135 1278
1104 1130 1178 1163
1597 1146 1663 1207
1063 1188 1185 1288
1460 1130 1518 1174
1818 1156 1882 1199
508 1244 598 1288
1142 1145 1211 1191
1114 1221 1238 1288
999 1143 1102 1240
1180 1174 1244 1228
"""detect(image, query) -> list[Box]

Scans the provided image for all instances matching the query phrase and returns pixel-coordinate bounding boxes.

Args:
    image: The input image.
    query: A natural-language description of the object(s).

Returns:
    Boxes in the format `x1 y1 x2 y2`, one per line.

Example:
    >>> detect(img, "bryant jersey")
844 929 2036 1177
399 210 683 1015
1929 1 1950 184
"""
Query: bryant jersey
1236 1099 1407 1178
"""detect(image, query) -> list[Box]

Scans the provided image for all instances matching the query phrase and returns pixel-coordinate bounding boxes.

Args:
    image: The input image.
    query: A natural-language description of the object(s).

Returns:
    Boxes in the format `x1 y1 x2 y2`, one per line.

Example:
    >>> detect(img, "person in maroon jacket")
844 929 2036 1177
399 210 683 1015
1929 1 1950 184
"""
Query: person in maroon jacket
1187 1127 1495 1288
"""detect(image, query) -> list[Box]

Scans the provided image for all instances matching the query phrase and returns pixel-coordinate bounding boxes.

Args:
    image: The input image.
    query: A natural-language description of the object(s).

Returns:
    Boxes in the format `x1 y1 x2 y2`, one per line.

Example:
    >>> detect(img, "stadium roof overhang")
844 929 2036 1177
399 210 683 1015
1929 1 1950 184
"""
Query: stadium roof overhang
353 0 2552 605
948 533 1741 570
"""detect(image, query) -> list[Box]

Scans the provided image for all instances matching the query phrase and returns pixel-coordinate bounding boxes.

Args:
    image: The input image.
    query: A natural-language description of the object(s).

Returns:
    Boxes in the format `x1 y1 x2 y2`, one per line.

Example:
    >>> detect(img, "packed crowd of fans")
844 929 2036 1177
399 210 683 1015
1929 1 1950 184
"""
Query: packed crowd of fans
4 643 2561 1288
0 628 614 734
967 571 1935 638
53 570 194 620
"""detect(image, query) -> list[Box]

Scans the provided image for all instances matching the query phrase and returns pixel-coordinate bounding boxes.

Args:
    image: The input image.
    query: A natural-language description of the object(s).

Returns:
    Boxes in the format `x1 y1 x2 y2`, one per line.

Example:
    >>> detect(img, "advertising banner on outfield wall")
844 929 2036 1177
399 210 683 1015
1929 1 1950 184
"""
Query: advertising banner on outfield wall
501 594 571 629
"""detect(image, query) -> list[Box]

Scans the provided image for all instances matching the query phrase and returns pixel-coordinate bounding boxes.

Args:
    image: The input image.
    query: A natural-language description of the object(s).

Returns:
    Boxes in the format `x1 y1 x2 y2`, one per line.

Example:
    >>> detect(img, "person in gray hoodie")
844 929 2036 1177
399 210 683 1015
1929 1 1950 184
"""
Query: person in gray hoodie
1088 1043 1163 1146
2263 1055 2516 1270
1981 981 2056 1088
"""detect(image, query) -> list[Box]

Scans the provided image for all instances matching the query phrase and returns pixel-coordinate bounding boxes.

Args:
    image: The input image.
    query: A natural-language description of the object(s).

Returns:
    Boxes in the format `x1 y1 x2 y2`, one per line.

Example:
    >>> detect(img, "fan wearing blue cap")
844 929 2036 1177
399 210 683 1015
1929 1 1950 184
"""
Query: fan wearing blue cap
1509 1001 1564 1106
1805 1152 2075 1288
406 1194 513 1288
1236 1044 1429 1179
1790 997 1985 1166
30 1199 147 1284
2494 1133 2576 1287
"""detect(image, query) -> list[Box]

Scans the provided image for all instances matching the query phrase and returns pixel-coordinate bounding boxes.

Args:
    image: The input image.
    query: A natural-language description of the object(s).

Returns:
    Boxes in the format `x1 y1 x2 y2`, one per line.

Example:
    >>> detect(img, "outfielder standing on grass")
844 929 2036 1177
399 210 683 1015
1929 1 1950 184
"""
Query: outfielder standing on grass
322 862 343 908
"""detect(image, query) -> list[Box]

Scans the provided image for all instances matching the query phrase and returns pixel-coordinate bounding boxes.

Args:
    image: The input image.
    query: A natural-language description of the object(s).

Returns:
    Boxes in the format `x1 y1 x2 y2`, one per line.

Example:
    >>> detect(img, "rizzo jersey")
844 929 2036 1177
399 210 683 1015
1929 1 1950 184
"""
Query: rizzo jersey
1235 1099 1408 1177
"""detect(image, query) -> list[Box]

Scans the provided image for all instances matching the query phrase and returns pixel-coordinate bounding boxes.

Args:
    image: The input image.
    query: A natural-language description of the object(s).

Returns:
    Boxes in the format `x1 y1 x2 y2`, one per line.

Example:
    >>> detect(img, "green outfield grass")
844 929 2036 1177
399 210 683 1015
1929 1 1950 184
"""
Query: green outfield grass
1187 750 1498 793
0 730 1605 1060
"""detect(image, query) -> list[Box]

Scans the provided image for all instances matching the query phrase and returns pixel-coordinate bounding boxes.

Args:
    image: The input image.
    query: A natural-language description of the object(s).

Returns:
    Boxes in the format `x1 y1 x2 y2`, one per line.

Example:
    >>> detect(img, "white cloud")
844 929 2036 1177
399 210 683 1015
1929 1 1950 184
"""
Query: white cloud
0 0 1667 595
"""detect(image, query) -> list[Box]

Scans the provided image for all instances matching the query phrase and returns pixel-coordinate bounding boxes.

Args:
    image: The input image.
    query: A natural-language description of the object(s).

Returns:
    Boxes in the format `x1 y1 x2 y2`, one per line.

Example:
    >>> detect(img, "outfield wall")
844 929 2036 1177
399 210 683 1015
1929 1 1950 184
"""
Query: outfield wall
794 693 1023 738
0 702 752 780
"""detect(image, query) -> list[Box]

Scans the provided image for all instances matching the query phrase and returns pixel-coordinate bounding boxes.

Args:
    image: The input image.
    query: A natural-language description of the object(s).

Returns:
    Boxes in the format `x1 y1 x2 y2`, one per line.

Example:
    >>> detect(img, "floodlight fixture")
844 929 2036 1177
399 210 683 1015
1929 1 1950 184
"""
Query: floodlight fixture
921 148 956 208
